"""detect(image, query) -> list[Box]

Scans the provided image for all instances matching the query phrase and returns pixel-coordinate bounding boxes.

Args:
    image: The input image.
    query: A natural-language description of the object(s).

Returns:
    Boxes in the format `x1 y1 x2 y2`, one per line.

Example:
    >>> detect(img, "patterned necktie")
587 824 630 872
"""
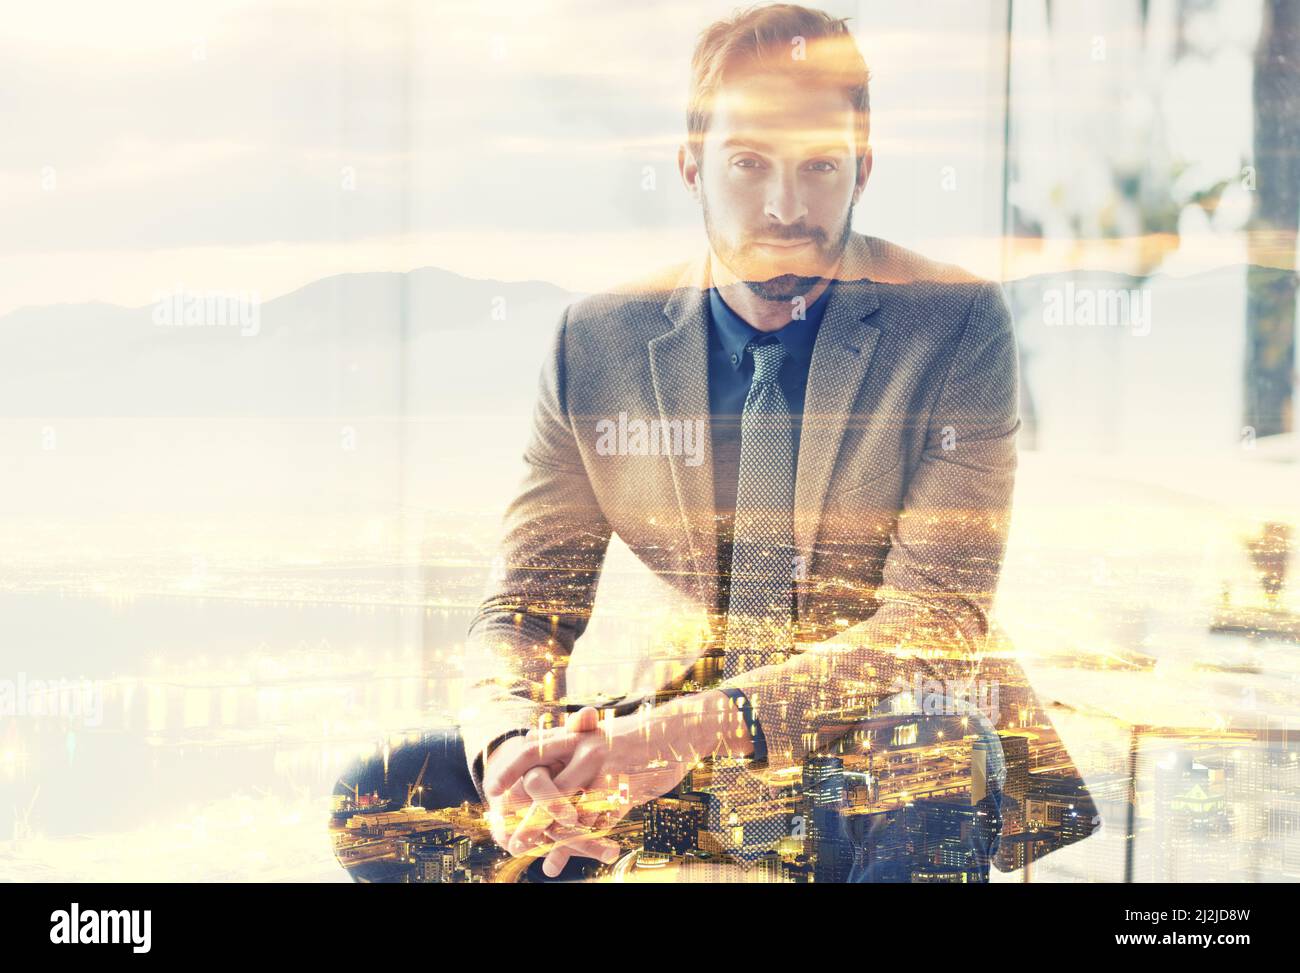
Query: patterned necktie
708 338 795 864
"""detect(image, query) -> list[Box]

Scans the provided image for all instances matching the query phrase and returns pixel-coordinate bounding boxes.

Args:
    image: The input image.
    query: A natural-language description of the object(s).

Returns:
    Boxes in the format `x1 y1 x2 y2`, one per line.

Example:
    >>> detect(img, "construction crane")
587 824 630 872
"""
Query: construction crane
403 752 432 811
336 779 360 806
13 786 39 842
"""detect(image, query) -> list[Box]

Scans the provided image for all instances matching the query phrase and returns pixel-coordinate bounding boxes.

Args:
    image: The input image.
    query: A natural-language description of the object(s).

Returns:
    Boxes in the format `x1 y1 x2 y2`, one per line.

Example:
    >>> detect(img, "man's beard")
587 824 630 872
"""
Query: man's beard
702 195 854 304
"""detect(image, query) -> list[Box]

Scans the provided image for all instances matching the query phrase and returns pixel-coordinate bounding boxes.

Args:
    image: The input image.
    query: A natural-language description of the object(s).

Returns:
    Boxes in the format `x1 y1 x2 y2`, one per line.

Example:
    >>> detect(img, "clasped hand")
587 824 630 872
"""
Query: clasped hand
482 696 727 877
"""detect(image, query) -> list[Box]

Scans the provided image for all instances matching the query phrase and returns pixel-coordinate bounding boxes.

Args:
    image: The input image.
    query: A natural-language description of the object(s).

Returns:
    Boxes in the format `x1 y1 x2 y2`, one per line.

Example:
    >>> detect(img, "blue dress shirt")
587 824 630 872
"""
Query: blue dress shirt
707 282 834 766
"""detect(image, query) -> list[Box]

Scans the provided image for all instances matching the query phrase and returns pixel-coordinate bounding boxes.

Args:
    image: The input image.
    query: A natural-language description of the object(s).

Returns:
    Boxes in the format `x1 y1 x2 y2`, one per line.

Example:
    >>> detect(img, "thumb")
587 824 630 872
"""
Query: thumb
566 706 600 732
525 706 600 740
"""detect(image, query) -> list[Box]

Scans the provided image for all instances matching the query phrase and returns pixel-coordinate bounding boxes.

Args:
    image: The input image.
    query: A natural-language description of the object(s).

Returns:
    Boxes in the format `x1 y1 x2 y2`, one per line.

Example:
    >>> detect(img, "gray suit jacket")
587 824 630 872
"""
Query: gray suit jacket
462 232 1021 800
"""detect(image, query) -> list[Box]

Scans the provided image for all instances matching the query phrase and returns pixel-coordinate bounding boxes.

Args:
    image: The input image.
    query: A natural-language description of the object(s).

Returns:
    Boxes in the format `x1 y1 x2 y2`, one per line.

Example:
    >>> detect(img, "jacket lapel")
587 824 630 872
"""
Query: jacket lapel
652 254 718 608
794 234 882 558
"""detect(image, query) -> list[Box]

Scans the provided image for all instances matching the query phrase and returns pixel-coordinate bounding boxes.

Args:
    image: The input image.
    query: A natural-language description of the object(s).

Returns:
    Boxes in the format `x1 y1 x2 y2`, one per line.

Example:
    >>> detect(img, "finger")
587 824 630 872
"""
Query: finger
545 824 620 865
508 788 556 855
482 734 583 799
499 777 536 820
567 706 600 732
490 808 528 856
572 795 600 826
495 780 543 857
551 744 607 795
509 767 572 851
544 822 621 865
528 706 602 741
541 845 572 878
522 765 579 827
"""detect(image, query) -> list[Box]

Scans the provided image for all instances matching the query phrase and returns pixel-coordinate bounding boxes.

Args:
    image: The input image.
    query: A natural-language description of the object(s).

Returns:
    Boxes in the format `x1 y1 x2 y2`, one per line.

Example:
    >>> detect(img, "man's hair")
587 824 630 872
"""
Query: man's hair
686 3 872 166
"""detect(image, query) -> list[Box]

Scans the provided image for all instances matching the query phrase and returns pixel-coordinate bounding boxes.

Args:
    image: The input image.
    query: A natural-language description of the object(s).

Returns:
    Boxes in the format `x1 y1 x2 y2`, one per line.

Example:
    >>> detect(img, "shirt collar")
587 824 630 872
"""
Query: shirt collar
708 282 833 372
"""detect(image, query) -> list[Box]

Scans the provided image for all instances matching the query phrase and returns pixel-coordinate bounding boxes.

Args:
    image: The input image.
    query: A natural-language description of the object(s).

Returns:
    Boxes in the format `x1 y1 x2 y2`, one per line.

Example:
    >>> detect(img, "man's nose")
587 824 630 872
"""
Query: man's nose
763 167 808 226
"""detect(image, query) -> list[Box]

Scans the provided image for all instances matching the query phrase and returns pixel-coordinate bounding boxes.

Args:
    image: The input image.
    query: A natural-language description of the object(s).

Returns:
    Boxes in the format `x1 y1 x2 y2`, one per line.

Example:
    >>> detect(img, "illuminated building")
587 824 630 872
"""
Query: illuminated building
644 793 710 855
1226 742 1300 880
414 843 460 883
999 734 1031 803
1154 749 1232 881
803 755 853 883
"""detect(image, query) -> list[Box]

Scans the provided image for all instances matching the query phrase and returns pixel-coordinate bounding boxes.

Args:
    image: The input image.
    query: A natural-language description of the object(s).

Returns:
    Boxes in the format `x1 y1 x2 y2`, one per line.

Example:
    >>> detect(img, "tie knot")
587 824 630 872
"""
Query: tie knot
748 340 786 385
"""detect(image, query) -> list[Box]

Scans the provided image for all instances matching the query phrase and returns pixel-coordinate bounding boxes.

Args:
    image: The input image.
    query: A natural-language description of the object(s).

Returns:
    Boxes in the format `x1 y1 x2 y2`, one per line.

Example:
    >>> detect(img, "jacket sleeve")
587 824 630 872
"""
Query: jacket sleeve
719 280 1020 769
459 306 613 801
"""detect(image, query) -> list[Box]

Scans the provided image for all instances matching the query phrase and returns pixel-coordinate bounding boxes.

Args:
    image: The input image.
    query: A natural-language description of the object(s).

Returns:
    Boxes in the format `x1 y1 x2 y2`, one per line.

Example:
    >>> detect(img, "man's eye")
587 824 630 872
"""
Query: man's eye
807 160 838 172
734 158 762 169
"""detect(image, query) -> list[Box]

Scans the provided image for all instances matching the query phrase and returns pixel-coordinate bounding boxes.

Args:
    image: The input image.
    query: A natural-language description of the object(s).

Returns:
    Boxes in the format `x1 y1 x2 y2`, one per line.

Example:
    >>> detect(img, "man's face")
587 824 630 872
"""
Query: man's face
686 70 870 303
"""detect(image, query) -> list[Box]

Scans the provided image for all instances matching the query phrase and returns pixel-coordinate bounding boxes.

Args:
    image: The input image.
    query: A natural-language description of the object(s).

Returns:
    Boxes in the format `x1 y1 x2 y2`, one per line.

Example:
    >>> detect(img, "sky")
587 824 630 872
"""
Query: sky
0 0 1028 318
0 0 1268 320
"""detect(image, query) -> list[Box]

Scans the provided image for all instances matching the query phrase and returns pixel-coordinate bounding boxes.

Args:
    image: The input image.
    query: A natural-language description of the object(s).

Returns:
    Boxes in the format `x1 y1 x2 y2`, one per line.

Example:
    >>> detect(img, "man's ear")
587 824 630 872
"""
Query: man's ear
852 145 873 205
678 143 702 203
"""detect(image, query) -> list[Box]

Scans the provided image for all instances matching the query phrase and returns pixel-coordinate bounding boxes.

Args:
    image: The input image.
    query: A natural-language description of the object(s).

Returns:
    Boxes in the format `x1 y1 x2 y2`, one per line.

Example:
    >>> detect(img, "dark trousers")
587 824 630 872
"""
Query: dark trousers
333 728 598 882
815 705 1006 884
332 702 1005 884
338 728 480 810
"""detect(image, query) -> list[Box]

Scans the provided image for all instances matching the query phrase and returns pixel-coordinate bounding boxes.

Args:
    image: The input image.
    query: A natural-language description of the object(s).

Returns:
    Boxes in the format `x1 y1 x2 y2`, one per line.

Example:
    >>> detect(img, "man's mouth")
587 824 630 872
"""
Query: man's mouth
752 239 813 251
